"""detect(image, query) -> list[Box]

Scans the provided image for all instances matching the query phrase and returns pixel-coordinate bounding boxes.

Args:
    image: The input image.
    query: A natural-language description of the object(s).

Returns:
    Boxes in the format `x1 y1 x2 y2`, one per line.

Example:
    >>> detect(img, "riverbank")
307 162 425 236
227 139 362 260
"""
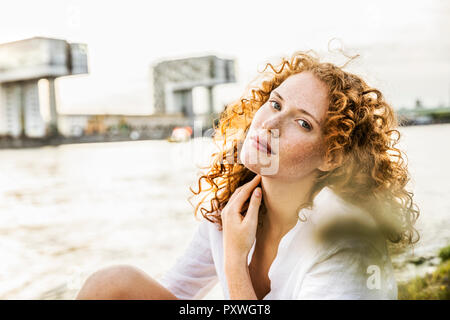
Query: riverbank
0 134 161 149
398 244 450 299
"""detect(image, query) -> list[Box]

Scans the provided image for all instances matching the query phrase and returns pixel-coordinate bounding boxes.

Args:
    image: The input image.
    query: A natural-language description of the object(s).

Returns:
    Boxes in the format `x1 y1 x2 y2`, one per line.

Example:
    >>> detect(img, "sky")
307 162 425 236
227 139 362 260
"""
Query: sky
0 0 449 115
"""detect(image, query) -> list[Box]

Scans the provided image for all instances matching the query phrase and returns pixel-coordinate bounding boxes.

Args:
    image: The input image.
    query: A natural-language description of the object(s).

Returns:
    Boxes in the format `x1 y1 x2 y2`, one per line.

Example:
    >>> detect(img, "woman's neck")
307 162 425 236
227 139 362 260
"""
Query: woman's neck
259 173 316 238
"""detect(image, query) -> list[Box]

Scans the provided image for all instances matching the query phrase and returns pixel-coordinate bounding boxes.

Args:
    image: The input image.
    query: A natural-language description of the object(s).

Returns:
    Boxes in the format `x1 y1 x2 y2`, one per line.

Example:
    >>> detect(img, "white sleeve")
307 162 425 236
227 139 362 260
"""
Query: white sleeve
296 238 396 300
158 219 219 300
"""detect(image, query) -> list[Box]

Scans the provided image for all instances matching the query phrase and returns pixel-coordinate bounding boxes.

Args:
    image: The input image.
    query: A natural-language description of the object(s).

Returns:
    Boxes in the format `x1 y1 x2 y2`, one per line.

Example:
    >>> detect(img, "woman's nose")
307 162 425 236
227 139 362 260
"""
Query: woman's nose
262 116 281 137
262 114 280 129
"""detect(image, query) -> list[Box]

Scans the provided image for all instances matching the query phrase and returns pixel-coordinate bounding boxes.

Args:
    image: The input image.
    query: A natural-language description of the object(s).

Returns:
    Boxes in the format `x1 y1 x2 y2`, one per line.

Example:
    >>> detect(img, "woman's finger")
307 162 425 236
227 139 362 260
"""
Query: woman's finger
229 174 261 203
243 187 262 226
224 175 262 221
230 174 261 201
231 174 261 206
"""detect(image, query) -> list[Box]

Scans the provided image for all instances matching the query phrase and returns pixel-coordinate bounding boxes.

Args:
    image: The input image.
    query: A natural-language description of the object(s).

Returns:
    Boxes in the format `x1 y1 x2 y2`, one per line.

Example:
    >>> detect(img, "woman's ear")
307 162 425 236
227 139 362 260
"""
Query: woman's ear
318 152 344 172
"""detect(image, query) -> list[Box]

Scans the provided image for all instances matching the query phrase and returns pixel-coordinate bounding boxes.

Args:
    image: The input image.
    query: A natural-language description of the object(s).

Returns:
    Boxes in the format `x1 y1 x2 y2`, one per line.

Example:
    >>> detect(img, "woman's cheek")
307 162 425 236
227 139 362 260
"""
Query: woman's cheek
280 140 323 175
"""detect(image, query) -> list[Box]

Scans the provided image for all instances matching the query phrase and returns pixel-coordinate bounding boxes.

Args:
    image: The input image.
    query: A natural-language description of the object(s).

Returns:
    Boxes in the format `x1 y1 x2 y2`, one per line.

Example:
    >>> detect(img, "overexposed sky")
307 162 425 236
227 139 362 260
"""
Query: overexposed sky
0 0 449 114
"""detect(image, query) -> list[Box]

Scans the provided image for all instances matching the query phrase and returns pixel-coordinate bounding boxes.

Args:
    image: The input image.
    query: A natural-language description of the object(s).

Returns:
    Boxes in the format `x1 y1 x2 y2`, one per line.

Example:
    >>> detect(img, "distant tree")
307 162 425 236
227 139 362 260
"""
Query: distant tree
415 99 423 109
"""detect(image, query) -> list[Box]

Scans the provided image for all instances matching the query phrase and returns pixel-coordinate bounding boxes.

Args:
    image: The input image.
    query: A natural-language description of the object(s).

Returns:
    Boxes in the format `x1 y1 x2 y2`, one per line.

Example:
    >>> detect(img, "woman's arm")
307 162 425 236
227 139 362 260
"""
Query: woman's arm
221 174 262 300
225 255 257 300
158 219 218 300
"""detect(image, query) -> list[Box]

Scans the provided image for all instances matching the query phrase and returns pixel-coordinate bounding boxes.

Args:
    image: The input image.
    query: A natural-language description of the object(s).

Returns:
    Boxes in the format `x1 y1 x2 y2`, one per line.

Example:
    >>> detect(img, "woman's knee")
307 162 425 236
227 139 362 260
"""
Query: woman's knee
76 264 148 300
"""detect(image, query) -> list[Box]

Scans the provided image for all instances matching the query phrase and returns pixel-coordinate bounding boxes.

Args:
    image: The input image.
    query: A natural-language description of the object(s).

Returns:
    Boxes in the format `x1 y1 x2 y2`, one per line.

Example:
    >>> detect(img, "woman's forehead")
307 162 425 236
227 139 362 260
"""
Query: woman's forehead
274 72 329 122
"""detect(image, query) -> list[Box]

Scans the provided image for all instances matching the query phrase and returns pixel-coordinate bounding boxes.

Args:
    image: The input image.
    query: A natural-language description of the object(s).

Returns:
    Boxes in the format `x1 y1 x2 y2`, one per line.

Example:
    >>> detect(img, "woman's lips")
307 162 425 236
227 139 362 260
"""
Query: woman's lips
250 136 274 155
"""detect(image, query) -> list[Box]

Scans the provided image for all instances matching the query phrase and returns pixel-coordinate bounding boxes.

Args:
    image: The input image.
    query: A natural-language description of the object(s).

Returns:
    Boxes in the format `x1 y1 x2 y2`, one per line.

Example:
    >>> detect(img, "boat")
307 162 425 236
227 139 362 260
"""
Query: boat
167 126 193 142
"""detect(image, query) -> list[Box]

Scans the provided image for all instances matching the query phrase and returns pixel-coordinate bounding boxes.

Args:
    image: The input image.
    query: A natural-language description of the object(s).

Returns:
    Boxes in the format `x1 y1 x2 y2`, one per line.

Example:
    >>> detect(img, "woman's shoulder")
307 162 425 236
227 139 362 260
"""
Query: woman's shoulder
305 186 385 251
297 187 398 299
196 215 221 230
298 186 395 277
194 215 223 244
312 231 388 266
297 236 398 299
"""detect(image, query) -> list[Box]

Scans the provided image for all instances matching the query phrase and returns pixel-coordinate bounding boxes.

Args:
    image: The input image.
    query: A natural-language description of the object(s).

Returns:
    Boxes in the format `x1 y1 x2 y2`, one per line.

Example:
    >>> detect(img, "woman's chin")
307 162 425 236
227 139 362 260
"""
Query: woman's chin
242 162 260 174
240 152 275 176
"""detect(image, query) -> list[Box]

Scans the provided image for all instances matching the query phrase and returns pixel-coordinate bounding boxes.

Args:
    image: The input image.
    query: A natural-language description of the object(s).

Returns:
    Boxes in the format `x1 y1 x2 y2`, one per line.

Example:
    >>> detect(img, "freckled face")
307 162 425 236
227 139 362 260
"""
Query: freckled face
240 71 330 179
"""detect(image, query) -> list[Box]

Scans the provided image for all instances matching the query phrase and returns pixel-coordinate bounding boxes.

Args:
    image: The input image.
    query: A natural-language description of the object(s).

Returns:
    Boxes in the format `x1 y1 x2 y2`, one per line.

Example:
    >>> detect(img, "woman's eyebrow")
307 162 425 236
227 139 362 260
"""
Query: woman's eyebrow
272 90 320 126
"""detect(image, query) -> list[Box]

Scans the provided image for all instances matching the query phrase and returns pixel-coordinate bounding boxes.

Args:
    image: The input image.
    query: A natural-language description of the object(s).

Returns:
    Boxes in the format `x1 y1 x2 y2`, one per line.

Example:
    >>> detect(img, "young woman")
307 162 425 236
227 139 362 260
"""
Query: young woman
76 50 420 300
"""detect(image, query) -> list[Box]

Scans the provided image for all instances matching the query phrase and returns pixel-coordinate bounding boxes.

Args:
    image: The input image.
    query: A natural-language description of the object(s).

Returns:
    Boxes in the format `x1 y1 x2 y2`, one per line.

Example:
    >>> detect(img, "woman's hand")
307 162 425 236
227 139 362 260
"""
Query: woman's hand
222 174 262 265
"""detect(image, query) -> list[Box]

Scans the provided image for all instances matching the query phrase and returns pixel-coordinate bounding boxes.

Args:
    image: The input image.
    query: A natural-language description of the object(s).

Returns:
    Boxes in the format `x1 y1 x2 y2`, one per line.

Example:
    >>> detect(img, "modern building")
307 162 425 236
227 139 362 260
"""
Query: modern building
152 55 235 128
0 37 88 138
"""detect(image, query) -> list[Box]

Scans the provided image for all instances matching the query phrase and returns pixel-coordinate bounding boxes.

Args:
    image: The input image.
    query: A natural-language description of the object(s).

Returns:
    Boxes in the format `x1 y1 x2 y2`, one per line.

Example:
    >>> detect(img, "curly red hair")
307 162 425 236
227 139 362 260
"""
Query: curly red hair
189 50 420 246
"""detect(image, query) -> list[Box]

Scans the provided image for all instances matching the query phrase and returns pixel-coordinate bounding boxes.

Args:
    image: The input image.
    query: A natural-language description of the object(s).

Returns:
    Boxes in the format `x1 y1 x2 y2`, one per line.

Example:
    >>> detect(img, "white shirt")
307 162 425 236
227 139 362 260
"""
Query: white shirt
158 186 398 300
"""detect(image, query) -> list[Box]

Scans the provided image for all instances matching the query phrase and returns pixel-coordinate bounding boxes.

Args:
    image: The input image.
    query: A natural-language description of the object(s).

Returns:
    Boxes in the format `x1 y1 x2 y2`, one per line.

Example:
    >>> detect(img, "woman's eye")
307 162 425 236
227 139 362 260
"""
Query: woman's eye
297 119 312 131
270 100 281 111
270 100 312 131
